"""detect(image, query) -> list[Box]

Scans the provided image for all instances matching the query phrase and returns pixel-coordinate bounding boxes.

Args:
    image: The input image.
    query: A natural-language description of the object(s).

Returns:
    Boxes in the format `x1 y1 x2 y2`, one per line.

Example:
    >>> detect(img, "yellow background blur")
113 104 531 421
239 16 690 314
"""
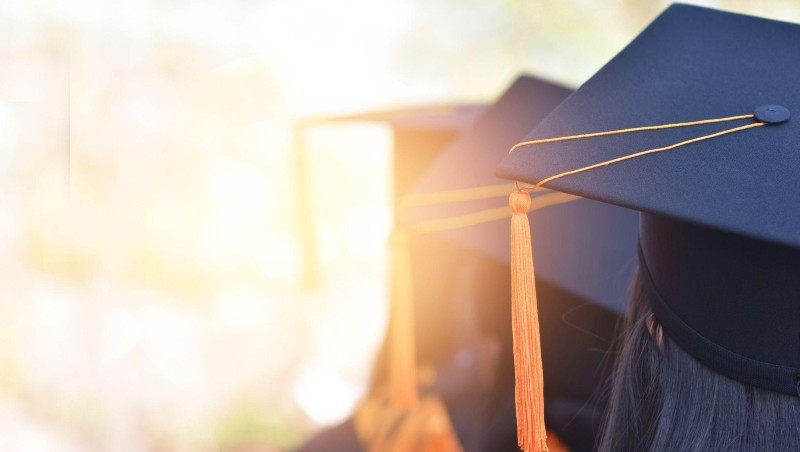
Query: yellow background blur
2 0 798 450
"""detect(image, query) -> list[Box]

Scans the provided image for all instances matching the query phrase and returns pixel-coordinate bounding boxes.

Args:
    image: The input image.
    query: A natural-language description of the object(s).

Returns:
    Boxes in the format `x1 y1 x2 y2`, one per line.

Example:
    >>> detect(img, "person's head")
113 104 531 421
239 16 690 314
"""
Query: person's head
490 7 800 451
599 269 800 452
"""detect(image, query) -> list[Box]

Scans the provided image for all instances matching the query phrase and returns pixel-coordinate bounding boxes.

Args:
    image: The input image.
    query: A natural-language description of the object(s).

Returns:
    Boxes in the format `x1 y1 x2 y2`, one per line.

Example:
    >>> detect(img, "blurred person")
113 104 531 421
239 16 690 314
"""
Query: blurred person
494 5 800 451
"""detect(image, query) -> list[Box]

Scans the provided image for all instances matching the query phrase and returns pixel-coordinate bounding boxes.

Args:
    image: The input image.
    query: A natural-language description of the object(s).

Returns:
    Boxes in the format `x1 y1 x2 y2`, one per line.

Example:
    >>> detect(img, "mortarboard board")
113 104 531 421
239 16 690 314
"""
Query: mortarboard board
400 75 639 451
299 104 486 200
495 4 800 450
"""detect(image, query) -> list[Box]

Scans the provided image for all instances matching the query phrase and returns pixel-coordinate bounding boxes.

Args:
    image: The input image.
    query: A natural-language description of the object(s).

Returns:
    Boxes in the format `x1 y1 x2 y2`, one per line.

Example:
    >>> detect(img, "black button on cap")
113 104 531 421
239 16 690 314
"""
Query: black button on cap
754 105 791 124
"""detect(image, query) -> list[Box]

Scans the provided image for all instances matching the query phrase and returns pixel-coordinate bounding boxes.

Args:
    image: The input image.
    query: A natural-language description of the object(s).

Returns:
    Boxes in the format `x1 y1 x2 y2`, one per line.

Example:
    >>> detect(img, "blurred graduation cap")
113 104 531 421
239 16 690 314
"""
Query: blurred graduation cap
496 4 800 450
404 84 639 314
298 104 486 200
399 74 639 452
294 104 485 288
295 104 485 452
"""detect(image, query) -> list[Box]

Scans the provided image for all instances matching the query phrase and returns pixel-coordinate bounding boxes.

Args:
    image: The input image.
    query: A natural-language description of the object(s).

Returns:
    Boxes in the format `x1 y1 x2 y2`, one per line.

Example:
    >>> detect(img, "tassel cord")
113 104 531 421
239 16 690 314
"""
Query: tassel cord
510 190 548 452
388 230 419 410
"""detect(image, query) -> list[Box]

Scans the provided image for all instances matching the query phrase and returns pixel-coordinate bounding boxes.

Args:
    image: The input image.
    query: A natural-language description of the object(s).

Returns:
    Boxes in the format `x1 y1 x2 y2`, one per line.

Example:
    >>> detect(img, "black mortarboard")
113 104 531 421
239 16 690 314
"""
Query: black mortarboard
402 75 639 452
496 3 800 402
405 77 639 314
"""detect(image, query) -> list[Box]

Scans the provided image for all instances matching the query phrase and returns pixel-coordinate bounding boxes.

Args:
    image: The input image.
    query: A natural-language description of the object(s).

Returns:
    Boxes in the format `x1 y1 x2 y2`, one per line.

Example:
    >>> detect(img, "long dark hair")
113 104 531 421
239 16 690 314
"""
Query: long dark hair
598 270 800 451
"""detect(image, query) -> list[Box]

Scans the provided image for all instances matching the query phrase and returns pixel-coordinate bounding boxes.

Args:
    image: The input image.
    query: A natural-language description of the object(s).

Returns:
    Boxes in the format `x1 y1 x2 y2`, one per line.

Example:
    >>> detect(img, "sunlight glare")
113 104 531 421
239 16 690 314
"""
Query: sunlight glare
292 367 359 426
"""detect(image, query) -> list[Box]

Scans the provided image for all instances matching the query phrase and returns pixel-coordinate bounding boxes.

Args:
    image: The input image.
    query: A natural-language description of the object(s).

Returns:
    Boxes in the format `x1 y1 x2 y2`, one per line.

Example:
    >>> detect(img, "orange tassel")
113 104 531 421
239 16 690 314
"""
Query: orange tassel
509 190 547 452
388 229 419 410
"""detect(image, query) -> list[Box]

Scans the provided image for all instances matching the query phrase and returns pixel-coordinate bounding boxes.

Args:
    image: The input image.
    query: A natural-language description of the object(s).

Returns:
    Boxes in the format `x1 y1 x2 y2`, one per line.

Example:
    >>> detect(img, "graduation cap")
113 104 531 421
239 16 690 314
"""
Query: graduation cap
495 4 800 450
404 79 639 314
294 104 484 288
294 104 483 452
398 75 639 451
298 104 486 200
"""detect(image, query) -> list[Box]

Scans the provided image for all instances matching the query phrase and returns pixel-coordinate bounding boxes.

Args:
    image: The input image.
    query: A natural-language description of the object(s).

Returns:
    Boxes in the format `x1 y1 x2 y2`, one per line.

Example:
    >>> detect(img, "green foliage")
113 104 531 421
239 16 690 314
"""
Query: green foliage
216 404 302 450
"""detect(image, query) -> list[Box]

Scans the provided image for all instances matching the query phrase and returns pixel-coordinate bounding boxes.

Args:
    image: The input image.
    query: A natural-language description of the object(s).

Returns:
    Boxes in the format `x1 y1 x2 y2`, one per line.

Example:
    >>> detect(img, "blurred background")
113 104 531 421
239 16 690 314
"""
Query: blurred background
1 0 798 450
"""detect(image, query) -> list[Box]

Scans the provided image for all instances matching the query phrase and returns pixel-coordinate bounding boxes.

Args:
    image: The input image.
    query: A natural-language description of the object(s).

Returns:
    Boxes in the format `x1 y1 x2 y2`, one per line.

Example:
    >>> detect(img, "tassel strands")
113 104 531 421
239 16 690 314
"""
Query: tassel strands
509 190 547 452
388 229 419 410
